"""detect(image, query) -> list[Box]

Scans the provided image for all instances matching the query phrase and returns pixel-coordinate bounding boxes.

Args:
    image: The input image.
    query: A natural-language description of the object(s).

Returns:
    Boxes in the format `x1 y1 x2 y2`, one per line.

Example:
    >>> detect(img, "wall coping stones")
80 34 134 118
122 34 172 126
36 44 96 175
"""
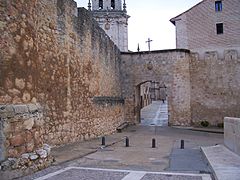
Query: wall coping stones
92 96 124 106
0 105 15 118
0 103 43 119
121 49 191 55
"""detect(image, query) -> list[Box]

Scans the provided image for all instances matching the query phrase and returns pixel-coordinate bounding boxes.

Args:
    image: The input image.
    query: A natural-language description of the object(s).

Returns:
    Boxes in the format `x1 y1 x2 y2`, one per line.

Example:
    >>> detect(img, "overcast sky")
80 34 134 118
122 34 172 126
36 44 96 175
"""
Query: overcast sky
75 0 202 51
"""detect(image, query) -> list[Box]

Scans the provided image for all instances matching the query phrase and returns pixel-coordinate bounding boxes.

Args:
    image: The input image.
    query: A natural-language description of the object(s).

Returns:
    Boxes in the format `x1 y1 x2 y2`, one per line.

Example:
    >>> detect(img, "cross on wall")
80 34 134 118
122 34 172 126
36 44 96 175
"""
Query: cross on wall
146 38 153 51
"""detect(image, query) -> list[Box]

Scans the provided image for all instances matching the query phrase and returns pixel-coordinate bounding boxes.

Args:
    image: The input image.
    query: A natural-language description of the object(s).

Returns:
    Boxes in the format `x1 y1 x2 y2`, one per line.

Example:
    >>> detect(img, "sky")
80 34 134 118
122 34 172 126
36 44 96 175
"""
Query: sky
75 0 202 51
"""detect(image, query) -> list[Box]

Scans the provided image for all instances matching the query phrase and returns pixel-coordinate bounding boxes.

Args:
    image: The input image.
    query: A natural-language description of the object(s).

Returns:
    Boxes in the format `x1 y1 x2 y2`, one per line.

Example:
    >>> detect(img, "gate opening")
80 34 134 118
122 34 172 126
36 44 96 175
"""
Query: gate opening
135 81 168 126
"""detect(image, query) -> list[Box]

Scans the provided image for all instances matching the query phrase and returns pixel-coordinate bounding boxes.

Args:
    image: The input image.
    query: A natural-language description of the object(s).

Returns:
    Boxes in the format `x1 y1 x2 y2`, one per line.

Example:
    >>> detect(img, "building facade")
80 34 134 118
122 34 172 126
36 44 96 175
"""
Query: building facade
89 0 130 52
170 0 240 57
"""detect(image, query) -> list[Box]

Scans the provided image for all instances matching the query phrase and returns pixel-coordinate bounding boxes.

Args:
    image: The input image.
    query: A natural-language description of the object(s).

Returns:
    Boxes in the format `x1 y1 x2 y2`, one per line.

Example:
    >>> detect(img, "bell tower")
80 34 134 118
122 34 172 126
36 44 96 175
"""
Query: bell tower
88 0 130 52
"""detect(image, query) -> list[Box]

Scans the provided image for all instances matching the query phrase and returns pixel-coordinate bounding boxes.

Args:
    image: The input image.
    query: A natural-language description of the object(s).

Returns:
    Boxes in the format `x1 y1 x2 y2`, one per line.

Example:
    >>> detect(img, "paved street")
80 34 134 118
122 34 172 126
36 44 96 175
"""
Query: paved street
141 101 168 126
19 126 223 180
16 102 223 180
33 167 210 180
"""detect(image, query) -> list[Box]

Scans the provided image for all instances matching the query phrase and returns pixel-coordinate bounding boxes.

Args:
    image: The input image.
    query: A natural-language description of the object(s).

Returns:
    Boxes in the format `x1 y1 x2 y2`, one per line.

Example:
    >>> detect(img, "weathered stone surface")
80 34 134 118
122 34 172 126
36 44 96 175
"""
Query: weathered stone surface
15 78 25 90
29 153 38 160
9 134 25 147
8 89 21 96
21 153 30 159
23 119 34 130
27 104 38 113
121 50 191 126
0 105 15 118
13 105 28 114
43 144 51 155
224 117 240 156
190 52 240 125
0 0 124 162
36 149 47 159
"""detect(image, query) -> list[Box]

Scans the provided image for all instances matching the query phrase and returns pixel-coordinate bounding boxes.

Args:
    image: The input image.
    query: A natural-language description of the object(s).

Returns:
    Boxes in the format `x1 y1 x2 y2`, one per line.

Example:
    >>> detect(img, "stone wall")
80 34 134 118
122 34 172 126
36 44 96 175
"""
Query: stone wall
0 0 124 160
0 104 44 160
120 50 191 126
224 117 240 156
190 50 240 125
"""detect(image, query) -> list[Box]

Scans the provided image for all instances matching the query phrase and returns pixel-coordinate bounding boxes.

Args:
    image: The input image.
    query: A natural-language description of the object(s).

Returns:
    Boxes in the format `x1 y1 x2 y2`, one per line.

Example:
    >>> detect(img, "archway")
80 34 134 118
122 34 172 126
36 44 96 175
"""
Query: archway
121 50 192 126
135 81 168 126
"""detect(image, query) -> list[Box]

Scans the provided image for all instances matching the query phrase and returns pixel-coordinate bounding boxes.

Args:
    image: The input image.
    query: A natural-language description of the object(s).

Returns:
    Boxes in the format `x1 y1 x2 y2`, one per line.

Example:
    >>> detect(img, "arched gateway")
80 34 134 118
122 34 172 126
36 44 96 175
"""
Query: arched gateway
120 49 192 126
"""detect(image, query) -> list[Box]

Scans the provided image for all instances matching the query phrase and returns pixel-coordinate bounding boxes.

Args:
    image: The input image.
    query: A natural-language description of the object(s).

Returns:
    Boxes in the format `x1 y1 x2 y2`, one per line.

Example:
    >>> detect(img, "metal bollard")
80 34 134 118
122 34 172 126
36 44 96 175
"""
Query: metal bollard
180 140 184 149
102 136 106 146
152 138 156 148
125 137 129 147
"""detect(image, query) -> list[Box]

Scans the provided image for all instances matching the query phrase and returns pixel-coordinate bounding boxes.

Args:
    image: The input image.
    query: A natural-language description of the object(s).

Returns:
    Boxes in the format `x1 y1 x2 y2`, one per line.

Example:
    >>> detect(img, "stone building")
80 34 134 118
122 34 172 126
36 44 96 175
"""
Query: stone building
170 0 240 57
89 0 130 52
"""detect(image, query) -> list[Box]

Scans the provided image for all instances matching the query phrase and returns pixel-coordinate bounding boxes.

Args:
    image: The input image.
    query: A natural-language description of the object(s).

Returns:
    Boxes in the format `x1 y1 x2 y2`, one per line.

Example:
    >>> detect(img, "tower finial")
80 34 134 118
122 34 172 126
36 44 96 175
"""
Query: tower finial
137 43 140 52
123 0 127 12
88 0 92 11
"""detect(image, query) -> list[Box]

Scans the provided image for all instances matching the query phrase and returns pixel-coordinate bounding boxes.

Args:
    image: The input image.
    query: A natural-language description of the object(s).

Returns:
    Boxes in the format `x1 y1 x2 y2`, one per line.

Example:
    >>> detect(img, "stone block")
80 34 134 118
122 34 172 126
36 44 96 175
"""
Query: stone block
0 105 15 118
34 118 44 127
26 142 34 152
35 103 43 112
9 134 25 147
36 149 47 159
43 144 51 155
15 145 26 156
15 78 25 90
8 148 18 158
13 104 29 114
23 118 34 130
224 117 240 156
27 104 38 113
29 153 38 160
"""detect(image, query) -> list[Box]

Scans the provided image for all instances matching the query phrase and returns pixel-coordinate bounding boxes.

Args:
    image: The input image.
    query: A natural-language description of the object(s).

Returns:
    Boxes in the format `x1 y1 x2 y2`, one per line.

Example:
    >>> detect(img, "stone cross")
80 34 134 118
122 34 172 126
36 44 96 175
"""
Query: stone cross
146 38 153 51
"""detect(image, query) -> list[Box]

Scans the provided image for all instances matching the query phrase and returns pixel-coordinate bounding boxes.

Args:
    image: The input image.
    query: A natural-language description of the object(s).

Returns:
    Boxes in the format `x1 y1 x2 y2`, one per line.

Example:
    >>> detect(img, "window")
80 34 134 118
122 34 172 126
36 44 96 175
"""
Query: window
215 1 222 12
111 0 115 9
216 23 223 34
99 0 103 9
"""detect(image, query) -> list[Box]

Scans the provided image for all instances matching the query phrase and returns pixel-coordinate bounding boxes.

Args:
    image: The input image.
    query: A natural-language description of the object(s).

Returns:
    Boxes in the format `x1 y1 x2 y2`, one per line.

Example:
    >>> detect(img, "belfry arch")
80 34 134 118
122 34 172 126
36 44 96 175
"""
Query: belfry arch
120 50 192 126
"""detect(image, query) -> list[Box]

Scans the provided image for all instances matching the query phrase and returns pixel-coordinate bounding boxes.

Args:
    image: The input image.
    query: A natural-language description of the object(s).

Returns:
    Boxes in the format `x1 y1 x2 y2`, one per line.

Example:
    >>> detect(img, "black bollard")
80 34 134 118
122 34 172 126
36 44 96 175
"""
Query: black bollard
180 140 184 149
125 137 129 147
102 136 106 146
152 138 156 148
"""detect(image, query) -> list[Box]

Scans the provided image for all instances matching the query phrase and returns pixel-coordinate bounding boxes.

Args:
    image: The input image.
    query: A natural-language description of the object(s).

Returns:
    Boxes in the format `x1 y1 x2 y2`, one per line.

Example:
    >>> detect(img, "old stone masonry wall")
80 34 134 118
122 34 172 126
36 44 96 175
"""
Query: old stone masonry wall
190 50 240 125
121 50 191 126
121 49 240 127
0 0 124 162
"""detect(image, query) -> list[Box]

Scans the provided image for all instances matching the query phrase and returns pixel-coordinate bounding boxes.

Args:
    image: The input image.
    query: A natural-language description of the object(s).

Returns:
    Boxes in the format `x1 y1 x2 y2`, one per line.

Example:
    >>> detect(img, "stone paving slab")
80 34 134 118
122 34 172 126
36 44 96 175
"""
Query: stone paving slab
201 145 240 180
167 148 211 173
33 167 212 180
141 101 168 126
